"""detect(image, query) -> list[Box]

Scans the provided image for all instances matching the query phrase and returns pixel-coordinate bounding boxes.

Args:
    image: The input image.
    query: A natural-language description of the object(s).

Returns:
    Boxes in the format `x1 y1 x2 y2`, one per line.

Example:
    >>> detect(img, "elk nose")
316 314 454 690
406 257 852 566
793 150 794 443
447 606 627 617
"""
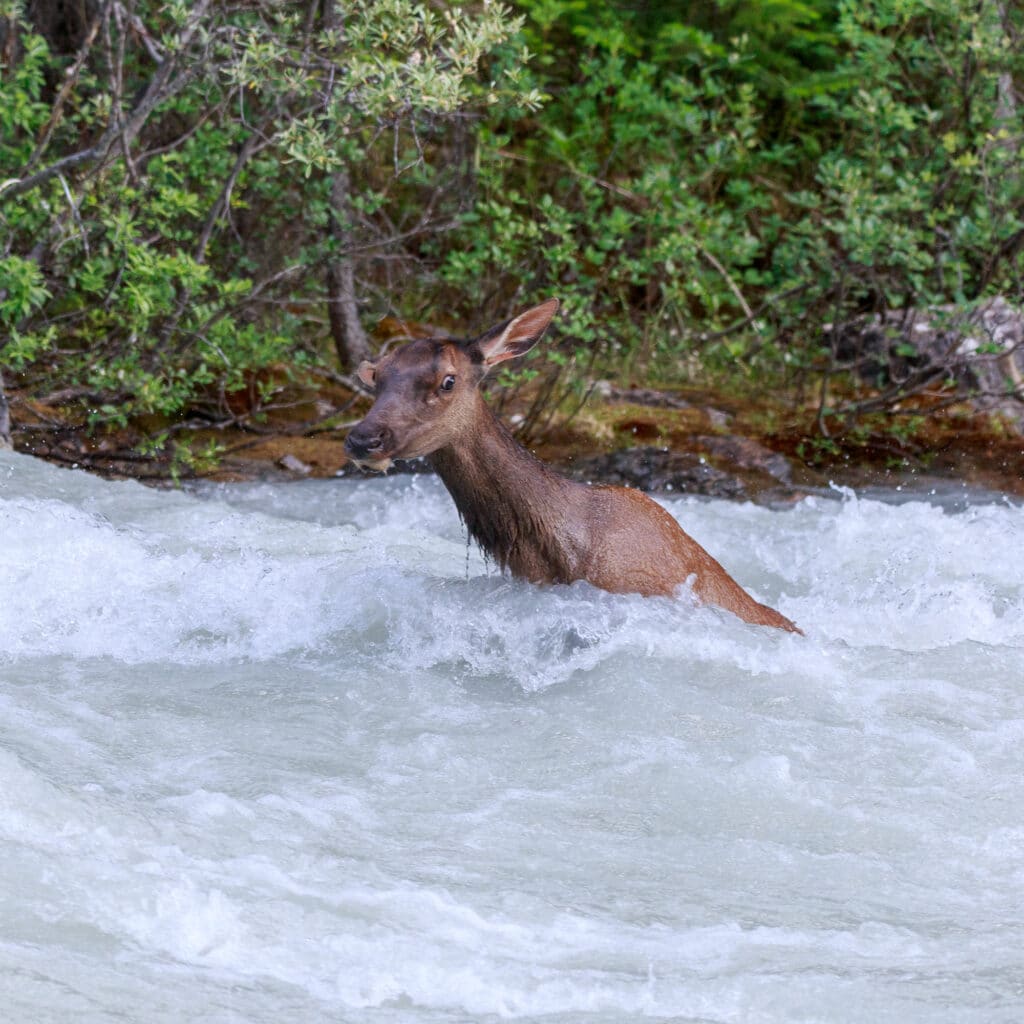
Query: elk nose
345 423 389 458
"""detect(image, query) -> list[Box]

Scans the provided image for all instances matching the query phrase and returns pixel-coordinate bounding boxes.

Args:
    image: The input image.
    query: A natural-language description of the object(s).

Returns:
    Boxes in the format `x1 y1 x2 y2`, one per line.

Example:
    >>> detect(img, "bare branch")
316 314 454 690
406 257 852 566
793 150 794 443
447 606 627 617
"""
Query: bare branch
3 0 212 203
22 2 110 175
326 166 373 370
114 1 165 63
194 131 266 263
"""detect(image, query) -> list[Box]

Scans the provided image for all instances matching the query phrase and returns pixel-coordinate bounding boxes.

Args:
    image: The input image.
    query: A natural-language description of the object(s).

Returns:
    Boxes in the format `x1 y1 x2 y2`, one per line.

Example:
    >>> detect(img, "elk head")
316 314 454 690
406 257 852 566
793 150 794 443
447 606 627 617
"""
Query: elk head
344 299 560 471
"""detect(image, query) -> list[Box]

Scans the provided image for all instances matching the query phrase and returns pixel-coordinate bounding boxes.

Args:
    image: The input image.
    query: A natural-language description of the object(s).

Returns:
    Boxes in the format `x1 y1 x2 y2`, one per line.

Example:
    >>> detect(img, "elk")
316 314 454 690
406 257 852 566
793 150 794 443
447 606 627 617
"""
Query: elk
345 299 801 633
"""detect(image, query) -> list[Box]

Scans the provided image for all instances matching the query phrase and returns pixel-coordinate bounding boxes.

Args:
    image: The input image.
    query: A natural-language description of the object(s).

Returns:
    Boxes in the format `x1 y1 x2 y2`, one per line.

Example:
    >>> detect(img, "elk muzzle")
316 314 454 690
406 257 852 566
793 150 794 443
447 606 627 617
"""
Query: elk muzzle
344 421 395 471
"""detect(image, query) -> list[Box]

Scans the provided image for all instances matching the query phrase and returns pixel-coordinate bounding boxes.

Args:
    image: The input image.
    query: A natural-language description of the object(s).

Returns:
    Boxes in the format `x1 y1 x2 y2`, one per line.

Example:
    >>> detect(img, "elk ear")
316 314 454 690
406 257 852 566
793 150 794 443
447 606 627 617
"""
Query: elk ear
355 360 376 390
471 298 560 369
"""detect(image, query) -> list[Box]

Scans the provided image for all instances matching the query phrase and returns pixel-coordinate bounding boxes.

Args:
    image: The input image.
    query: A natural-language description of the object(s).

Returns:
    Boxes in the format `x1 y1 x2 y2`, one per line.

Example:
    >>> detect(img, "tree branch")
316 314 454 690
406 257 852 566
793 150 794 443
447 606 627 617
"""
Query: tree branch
326 166 373 370
22 2 110 176
2 0 212 204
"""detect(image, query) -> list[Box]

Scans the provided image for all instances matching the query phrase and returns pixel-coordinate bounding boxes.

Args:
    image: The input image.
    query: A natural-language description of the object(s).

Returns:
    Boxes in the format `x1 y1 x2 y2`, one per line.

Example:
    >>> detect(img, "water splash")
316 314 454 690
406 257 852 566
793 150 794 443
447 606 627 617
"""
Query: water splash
1 451 1022 1023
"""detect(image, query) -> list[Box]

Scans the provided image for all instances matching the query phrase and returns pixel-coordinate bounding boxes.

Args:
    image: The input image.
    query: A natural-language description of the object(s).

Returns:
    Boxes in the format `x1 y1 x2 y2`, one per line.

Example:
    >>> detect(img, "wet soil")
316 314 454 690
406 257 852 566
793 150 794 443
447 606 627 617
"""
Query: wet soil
6 376 1024 502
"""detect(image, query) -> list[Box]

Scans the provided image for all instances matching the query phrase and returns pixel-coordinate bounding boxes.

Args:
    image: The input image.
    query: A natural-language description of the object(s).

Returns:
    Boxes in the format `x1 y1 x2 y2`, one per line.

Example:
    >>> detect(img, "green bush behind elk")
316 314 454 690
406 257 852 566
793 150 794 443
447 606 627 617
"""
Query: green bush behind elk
1 0 1021 465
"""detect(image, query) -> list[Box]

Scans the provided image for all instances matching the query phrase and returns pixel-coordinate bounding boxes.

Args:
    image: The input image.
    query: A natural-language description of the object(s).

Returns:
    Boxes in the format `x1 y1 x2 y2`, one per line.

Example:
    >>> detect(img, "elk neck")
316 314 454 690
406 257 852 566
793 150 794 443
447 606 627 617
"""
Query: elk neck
428 396 585 583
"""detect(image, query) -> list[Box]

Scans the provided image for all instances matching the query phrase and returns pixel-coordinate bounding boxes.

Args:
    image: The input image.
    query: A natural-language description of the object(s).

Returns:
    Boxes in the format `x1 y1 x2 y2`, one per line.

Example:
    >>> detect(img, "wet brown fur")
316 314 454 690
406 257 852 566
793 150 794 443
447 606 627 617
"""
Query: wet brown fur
346 300 801 633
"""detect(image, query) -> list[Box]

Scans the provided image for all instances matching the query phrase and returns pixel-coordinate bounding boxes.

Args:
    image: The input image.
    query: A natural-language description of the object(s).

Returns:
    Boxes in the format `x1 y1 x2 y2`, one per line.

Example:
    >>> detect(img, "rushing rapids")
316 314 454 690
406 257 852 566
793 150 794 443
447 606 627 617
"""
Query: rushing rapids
1 449 1022 1023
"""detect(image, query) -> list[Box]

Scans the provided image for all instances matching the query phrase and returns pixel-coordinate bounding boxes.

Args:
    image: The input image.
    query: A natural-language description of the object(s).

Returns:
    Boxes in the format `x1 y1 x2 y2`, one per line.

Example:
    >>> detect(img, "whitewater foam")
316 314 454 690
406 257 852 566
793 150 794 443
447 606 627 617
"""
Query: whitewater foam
1 450 1023 1022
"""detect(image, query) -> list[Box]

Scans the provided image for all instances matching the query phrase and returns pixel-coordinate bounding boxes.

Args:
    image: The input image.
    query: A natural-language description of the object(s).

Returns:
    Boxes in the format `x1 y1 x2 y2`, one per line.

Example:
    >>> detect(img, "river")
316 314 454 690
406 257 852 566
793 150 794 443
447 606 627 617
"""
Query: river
1 449 1022 1022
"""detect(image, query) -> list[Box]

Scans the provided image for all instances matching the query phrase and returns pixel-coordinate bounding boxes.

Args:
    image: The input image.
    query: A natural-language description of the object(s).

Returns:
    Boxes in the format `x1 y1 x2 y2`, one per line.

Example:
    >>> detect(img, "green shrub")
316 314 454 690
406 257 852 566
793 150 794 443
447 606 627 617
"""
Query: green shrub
0 0 537 445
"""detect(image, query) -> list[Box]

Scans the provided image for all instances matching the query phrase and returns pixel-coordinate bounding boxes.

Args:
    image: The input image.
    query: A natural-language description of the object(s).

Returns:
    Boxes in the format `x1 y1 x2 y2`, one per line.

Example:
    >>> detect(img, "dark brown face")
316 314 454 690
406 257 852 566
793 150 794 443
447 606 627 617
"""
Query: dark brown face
344 298 560 471
344 338 483 471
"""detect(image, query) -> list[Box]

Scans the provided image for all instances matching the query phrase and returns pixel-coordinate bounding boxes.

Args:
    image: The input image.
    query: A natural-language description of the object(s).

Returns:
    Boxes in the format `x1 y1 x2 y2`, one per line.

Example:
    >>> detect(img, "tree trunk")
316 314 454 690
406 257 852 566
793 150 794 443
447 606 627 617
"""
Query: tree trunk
994 2 1019 144
0 368 12 450
319 0 371 372
325 166 372 371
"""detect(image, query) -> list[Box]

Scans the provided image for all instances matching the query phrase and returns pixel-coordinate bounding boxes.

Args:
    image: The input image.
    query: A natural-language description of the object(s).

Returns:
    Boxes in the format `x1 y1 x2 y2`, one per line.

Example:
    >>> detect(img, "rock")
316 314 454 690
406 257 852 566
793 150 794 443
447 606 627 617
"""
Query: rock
277 453 312 475
593 382 694 410
828 297 1024 432
693 434 793 484
569 446 747 499
0 369 10 450
704 407 732 429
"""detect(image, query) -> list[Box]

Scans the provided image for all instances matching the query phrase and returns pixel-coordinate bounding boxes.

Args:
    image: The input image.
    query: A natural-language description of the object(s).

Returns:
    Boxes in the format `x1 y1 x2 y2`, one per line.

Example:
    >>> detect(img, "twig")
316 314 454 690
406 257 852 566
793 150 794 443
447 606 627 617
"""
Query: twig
493 146 756 324
195 131 266 263
694 243 755 323
55 174 89 255
22 3 110 175
4 0 212 203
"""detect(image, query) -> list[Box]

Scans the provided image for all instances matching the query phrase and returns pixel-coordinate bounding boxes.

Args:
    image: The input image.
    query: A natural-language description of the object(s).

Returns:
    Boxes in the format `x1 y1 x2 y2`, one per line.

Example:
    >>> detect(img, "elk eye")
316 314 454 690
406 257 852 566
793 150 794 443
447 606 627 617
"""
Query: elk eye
440 375 456 392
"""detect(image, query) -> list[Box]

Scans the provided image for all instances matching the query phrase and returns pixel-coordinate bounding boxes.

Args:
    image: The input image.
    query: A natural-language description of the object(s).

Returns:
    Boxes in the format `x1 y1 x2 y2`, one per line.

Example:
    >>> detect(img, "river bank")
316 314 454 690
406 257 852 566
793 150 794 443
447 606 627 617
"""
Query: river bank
4 373 1024 502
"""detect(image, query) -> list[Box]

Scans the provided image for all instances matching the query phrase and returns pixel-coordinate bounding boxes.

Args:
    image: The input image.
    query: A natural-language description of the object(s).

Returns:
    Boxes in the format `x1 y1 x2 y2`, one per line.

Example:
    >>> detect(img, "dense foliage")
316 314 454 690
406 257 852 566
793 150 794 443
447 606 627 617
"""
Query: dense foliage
439 0 1023 433
1 0 1022 462
0 0 538 464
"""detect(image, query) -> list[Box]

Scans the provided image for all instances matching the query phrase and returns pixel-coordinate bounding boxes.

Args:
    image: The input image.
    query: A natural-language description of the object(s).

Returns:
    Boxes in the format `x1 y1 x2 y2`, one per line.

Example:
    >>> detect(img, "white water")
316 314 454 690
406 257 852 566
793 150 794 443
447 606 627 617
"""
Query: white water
1 449 1022 1023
